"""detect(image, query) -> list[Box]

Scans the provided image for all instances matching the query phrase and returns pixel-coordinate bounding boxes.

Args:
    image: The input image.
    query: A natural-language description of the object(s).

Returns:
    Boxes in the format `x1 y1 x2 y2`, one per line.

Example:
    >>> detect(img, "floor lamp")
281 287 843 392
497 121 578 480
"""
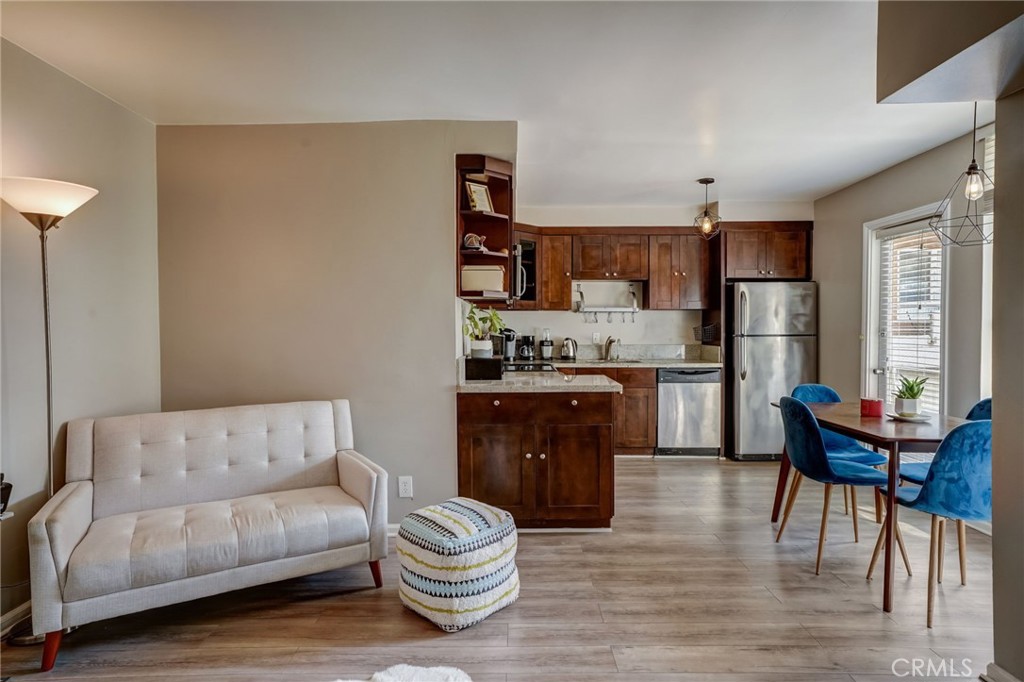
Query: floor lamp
2 177 98 646
2 177 98 498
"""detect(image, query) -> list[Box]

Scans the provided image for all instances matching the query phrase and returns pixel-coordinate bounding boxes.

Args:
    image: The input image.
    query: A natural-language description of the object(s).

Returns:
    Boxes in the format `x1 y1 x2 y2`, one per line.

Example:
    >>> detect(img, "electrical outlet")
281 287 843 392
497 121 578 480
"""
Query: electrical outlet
398 476 414 498
592 332 601 344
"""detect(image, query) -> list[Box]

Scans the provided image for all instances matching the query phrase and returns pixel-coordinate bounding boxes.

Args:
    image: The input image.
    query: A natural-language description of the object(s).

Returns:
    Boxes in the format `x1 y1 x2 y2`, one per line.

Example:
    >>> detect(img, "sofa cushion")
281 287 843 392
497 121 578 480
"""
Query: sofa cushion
64 486 369 601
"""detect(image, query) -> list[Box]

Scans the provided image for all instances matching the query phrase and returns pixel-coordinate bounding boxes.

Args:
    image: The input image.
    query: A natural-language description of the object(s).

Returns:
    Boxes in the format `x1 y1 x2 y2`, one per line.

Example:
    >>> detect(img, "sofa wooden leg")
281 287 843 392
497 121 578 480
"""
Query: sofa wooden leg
369 560 383 588
41 630 63 671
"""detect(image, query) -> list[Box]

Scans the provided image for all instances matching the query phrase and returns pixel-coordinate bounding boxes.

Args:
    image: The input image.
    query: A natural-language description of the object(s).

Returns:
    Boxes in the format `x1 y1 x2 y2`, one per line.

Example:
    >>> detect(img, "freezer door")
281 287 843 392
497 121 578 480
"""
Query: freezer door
734 282 817 336
734 335 818 456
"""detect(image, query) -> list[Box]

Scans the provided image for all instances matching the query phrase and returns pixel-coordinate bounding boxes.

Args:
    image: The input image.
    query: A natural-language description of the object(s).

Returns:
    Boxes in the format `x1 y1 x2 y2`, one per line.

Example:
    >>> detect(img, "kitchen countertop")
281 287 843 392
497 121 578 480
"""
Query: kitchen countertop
458 373 623 394
550 359 723 369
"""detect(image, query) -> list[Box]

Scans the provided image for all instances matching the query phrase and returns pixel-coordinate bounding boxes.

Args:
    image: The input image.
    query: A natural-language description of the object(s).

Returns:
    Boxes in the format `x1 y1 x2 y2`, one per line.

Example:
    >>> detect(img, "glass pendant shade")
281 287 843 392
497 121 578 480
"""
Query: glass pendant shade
928 103 993 247
1 177 98 230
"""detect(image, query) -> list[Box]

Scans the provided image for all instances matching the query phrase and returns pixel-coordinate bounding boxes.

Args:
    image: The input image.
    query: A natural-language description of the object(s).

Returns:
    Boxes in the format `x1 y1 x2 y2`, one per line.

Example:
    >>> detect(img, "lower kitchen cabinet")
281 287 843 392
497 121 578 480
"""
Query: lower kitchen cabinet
573 367 657 454
457 422 535 519
457 392 615 527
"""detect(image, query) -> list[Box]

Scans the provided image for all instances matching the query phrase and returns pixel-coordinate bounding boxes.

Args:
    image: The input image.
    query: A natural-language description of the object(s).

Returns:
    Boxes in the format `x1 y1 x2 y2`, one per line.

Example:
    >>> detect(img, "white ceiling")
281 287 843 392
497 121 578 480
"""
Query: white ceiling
1 2 994 208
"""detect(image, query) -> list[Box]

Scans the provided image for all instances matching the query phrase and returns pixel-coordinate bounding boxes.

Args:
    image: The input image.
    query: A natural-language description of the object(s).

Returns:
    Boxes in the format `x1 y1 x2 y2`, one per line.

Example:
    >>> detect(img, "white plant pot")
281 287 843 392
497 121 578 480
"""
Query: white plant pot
469 339 494 359
895 398 920 417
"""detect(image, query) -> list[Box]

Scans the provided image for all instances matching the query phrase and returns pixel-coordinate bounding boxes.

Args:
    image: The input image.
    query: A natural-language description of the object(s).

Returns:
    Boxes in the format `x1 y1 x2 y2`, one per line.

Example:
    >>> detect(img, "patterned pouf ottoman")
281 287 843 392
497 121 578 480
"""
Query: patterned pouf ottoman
397 497 519 632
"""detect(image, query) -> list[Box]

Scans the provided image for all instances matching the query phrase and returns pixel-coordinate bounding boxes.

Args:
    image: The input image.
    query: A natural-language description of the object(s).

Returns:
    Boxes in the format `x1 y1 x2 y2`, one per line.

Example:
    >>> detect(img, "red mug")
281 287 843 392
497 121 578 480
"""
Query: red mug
860 398 884 417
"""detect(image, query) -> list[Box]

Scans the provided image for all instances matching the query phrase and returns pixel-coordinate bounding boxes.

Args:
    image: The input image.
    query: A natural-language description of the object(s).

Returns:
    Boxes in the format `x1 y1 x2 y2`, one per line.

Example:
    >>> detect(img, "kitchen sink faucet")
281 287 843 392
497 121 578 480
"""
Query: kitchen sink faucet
604 337 621 361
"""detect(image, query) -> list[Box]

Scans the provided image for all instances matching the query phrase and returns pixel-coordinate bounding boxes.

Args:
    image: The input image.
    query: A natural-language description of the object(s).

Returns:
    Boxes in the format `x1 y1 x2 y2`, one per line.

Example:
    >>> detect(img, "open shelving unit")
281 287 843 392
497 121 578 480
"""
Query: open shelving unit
456 154 515 306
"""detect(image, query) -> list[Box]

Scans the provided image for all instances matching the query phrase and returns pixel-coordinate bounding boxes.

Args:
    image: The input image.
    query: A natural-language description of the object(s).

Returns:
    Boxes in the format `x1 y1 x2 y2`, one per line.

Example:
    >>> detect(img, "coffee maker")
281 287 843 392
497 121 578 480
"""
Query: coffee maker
501 329 518 361
518 335 535 360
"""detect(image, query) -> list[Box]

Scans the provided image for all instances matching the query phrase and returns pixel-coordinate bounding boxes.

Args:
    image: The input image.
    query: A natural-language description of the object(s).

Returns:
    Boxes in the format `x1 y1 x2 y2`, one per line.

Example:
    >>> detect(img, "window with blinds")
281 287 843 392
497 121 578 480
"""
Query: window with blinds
877 225 943 413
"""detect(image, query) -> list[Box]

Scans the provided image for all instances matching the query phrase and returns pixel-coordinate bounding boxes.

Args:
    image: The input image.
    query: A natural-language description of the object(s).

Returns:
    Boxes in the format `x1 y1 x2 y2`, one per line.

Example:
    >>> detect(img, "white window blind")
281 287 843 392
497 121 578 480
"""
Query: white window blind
982 133 996 215
877 225 943 413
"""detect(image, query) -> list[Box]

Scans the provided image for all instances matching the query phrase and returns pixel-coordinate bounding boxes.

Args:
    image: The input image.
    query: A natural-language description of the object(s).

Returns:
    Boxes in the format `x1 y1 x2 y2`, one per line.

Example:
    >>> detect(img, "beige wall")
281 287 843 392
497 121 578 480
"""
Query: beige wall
991 88 1024 682
0 41 161 620
812 133 987 418
157 120 516 523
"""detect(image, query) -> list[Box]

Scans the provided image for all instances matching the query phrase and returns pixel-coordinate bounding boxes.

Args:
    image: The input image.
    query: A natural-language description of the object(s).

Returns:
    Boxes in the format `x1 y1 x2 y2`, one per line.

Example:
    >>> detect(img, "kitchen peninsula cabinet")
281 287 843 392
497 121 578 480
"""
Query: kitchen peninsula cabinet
457 388 616 527
572 235 649 280
723 225 810 280
646 235 709 309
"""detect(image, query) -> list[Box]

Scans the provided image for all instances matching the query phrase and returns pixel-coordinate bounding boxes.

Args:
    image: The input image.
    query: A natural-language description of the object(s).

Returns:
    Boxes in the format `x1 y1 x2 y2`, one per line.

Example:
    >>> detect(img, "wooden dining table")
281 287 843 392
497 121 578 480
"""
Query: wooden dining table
769 401 967 612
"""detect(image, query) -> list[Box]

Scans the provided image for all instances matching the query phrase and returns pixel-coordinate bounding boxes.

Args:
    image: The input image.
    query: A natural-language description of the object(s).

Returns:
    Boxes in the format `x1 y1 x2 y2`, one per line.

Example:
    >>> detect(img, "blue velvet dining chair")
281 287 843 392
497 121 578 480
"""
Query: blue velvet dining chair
867 419 992 627
896 398 991 587
776 397 895 575
777 385 888 543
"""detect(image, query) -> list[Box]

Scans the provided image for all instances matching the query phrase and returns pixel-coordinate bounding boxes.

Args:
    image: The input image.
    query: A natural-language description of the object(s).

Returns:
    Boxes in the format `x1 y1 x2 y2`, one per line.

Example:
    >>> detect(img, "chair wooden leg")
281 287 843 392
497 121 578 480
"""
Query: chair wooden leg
867 519 885 580
937 518 946 584
895 521 912 576
815 483 834 575
957 519 967 586
41 630 62 671
850 486 859 542
369 560 383 588
843 485 849 515
928 514 939 628
775 472 803 542
874 486 883 524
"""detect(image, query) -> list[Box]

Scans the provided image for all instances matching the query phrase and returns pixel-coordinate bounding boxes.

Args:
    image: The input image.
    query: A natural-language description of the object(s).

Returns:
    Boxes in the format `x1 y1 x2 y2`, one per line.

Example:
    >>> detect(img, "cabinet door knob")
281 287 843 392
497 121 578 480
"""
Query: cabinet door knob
565 272 570 277
605 272 610 277
493 400 500 407
525 453 532 460
768 270 774 275
673 271 679 276
571 399 578 406
539 453 546 460
612 272 618 276
681 272 686 277
759 270 765 275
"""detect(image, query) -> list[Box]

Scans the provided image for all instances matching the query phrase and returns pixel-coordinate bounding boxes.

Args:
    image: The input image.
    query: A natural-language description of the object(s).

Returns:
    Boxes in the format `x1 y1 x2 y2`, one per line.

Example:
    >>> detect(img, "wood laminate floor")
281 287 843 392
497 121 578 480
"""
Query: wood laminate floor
1 459 994 681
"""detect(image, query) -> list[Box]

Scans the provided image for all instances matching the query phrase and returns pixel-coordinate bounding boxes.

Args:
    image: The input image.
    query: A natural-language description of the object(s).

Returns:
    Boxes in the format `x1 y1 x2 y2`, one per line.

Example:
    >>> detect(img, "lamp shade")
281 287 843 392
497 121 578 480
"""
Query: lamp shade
1 177 98 218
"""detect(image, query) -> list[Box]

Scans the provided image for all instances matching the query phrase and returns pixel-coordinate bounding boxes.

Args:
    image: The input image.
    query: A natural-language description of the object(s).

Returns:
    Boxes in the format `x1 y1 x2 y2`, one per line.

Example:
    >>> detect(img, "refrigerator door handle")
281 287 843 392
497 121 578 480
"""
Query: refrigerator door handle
739 289 748 336
740 336 747 381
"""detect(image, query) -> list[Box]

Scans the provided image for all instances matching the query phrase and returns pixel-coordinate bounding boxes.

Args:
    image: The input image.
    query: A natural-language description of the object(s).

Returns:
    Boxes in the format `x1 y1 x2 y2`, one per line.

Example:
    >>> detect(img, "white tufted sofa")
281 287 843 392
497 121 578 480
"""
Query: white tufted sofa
28 399 387 671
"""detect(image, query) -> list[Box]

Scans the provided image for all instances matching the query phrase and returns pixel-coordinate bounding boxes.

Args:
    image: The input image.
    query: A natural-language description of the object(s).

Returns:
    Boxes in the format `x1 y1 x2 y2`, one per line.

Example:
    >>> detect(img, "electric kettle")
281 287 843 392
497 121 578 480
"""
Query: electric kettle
561 337 578 361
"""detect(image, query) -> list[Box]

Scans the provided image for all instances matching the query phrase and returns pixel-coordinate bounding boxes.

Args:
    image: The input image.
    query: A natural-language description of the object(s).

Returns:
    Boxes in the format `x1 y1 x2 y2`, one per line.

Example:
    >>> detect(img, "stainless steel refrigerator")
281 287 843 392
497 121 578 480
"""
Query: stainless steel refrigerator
730 281 818 459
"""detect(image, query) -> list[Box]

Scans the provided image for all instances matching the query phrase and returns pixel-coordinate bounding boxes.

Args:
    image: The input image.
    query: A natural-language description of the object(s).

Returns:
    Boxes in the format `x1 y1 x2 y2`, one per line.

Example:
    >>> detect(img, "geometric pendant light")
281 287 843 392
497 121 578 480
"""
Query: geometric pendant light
693 177 722 240
928 102 994 247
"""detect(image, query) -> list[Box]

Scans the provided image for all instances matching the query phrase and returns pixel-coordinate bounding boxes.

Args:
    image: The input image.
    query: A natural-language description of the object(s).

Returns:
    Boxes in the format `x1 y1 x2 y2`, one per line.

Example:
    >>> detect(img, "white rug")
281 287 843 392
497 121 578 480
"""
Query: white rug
335 664 472 682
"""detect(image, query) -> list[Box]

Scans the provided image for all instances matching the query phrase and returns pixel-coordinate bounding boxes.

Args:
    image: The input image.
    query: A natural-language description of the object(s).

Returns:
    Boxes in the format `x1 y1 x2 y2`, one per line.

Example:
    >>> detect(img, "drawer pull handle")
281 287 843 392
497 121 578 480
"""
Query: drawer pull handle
493 400 500 407
539 453 546 460
525 453 532 460
571 400 578 406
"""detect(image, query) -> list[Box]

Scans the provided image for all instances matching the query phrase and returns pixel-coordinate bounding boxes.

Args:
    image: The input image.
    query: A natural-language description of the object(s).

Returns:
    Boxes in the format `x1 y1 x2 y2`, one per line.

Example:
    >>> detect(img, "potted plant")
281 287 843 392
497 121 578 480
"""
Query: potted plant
894 376 928 416
463 304 505 358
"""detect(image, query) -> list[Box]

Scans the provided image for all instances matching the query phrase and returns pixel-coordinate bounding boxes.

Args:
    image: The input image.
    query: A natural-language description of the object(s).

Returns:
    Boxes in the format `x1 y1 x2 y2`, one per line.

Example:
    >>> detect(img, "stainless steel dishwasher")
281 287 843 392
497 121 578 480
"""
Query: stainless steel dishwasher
656 368 722 456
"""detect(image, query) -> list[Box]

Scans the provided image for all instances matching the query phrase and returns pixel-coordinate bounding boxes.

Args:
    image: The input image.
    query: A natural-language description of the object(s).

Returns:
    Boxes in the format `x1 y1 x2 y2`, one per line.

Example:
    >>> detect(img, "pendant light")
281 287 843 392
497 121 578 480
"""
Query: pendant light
693 177 721 240
928 102 993 247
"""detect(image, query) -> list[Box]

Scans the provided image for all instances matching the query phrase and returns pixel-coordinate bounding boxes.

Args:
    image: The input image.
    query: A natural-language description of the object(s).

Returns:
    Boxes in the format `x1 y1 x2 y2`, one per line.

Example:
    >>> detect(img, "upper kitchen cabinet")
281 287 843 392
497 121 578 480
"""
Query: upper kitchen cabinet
645 235 709 310
723 223 812 280
572 234 649 280
539 234 573 311
456 154 514 305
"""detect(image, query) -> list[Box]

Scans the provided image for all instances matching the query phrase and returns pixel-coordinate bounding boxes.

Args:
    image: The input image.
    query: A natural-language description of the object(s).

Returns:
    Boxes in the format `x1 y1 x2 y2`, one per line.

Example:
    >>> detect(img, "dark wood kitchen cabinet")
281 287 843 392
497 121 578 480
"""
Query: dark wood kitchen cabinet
457 392 615 527
724 227 810 280
539 234 573 310
572 235 649 280
570 367 657 454
646 235 709 309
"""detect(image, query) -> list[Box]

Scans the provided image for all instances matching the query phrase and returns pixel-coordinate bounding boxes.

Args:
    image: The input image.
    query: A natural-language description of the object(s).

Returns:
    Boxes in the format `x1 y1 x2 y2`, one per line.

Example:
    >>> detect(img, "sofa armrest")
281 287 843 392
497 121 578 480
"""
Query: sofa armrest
28 480 94 634
337 450 388 561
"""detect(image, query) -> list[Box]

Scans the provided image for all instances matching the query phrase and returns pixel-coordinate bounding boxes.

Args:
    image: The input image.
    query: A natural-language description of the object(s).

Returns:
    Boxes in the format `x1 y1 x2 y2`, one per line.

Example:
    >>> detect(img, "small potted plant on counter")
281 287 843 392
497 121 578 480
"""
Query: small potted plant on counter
894 376 928 416
463 304 505 358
